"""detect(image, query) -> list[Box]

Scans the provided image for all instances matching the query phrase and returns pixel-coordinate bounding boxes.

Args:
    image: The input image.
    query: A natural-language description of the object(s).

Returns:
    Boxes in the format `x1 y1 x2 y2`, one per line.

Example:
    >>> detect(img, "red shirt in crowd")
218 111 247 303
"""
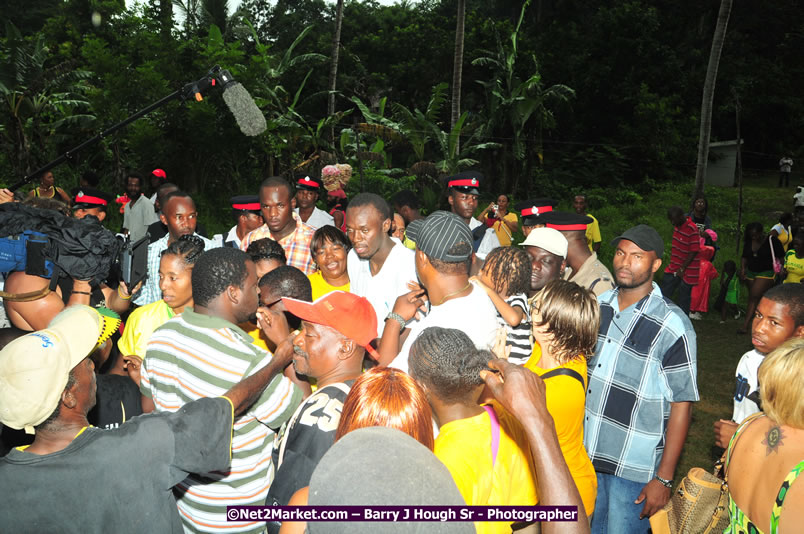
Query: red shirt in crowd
666 216 701 285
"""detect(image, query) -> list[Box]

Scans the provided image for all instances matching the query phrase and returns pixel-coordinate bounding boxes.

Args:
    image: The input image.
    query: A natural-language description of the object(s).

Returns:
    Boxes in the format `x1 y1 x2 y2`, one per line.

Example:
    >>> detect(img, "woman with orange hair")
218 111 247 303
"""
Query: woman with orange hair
279 367 434 534
335 367 434 450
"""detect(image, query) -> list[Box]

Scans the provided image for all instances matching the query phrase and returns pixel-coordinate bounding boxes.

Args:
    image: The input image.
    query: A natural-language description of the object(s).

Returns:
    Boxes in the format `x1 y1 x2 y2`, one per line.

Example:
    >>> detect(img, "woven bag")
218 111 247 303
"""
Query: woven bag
650 413 763 534
649 463 730 534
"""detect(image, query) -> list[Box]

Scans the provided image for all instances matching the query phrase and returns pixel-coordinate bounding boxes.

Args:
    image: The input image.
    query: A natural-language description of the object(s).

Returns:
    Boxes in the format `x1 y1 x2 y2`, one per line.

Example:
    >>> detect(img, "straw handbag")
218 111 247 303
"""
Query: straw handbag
649 462 730 534
650 413 761 534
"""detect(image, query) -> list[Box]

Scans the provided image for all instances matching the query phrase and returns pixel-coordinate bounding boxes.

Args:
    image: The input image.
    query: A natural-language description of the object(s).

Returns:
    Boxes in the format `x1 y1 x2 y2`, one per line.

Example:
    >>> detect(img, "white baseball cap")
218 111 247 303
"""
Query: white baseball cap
521 227 569 258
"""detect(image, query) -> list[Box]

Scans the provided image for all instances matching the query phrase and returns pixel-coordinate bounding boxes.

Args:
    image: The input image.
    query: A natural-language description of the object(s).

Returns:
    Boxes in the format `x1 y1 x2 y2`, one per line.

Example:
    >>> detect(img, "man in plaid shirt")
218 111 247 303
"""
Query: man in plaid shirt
241 177 316 275
585 224 699 533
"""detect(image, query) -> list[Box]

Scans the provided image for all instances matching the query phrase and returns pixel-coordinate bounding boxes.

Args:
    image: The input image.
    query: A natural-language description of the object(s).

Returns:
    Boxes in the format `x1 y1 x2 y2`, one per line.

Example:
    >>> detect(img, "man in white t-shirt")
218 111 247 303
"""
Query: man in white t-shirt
446 171 500 260
714 284 804 447
345 193 417 336
378 210 498 372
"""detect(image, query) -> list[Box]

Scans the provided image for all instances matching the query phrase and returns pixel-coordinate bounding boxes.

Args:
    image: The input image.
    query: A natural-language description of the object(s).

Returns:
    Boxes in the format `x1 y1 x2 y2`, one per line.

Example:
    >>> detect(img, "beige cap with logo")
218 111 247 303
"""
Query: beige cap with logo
0 305 117 433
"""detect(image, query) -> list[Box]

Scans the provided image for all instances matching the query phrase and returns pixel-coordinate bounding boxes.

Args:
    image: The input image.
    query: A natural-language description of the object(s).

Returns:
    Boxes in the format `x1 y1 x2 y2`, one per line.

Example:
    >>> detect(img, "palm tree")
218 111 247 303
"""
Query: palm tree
472 0 573 194
173 0 201 37
450 0 465 153
327 0 345 142
0 22 94 179
693 0 733 200
432 112 500 176
391 82 448 178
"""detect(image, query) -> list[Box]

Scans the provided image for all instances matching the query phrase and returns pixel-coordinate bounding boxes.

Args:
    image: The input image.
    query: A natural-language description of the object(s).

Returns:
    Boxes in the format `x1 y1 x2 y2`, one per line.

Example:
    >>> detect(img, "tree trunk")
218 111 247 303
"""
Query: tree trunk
328 0 344 144
451 0 465 154
693 0 733 201
159 0 172 40
733 88 743 254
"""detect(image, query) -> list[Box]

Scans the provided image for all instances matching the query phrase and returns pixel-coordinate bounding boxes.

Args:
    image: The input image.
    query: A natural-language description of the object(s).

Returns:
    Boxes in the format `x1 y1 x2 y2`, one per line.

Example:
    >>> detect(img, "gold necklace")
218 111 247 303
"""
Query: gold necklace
434 282 471 306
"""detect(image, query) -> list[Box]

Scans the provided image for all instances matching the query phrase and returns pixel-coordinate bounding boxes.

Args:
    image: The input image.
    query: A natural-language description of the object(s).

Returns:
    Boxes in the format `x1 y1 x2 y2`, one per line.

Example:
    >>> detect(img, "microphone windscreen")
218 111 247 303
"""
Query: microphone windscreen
222 82 267 136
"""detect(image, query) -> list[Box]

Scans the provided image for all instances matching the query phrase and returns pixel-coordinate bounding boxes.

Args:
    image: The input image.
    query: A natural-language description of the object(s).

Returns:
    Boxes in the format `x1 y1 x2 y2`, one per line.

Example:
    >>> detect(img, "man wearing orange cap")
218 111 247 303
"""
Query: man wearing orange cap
265 290 377 533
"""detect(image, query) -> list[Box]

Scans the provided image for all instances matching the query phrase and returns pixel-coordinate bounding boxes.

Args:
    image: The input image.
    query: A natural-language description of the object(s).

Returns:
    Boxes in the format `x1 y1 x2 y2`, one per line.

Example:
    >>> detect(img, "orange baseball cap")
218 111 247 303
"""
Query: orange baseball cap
282 291 379 359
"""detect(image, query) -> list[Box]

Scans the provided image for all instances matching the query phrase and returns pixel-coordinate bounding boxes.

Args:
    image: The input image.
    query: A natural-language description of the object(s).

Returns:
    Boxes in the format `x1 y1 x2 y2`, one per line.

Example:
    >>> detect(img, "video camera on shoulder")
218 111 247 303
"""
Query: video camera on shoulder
0 203 147 289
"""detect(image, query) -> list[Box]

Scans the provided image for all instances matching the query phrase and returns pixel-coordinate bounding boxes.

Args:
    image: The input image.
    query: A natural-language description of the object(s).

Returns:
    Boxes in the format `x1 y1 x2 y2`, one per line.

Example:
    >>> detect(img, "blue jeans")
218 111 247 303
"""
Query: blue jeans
660 273 692 315
590 473 650 534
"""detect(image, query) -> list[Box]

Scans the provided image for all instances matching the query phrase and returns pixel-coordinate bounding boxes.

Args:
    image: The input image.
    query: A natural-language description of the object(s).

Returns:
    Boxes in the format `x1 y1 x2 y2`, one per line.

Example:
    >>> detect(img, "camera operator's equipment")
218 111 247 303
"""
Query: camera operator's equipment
10 65 266 192
0 203 124 301
119 235 150 289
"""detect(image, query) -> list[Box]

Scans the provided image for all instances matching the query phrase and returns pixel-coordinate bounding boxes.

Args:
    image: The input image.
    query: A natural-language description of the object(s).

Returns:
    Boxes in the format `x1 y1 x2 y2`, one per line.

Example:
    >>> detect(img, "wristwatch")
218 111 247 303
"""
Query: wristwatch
654 475 673 488
385 312 408 329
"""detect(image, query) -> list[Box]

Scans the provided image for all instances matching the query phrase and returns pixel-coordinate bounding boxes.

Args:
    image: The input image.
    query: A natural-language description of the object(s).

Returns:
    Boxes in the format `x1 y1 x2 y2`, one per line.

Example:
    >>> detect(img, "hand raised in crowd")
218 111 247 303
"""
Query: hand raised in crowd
713 419 738 449
491 326 510 361
274 330 298 370
0 188 14 204
257 305 291 346
122 355 143 386
391 286 428 324
480 358 549 425
118 280 143 300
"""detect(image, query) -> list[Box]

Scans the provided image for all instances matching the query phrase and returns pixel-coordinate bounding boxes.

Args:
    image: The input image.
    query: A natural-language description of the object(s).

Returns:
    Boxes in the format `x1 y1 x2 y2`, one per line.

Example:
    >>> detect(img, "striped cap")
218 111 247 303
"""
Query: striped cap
416 211 473 262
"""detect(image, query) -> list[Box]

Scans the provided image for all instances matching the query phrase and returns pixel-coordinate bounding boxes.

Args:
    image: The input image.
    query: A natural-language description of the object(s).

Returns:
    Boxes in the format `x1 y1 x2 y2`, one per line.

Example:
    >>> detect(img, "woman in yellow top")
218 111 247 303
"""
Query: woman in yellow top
409 326 538 534
478 194 519 247
771 213 794 252
308 226 350 299
525 279 599 518
118 235 204 368
783 233 804 284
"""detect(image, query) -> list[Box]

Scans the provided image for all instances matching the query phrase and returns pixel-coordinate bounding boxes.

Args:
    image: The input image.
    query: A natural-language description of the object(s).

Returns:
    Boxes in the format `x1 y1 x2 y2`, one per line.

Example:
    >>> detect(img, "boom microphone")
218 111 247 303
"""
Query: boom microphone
218 69 268 137
11 65 268 191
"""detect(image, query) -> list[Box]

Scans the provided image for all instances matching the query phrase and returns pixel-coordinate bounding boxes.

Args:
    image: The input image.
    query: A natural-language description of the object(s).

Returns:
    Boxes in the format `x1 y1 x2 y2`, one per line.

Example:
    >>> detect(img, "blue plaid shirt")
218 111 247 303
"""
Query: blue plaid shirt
133 233 217 306
584 282 699 483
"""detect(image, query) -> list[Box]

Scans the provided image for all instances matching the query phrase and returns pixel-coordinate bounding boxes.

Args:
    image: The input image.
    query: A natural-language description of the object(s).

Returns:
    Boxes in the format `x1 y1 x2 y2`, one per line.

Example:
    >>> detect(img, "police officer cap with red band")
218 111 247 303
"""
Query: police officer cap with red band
514 198 557 226
230 195 261 214
447 170 483 195
538 210 593 232
72 187 113 210
296 176 323 192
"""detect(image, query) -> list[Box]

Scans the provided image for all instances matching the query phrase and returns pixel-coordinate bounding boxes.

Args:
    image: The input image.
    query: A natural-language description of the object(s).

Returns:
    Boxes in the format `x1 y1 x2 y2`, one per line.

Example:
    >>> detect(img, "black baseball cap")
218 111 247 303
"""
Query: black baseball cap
611 224 664 258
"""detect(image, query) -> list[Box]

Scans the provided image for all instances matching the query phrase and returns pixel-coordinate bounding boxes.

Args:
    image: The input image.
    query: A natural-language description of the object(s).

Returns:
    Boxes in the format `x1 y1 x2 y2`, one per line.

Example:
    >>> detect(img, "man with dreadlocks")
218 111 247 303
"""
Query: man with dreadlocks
471 247 534 365
408 327 539 534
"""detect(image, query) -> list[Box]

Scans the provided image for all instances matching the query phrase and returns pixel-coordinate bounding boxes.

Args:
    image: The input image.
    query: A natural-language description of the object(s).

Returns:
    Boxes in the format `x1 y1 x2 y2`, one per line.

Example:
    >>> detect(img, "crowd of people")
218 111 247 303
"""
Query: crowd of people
0 166 802 534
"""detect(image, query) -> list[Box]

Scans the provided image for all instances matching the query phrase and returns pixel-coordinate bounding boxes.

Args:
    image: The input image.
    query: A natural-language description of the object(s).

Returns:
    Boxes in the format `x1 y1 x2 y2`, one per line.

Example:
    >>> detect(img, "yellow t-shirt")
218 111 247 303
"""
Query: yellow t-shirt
490 212 518 247
308 270 350 300
585 214 602 251
525 344 597 515
435 401 538 534
117 300 174 358
783 250 804 284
